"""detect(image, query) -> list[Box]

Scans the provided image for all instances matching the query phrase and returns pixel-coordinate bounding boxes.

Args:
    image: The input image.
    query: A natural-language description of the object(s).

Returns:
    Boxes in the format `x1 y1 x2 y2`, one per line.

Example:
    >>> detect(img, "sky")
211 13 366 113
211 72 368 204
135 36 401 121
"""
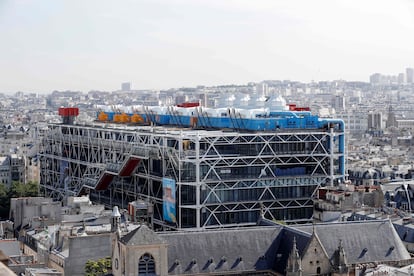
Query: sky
1 0 414 93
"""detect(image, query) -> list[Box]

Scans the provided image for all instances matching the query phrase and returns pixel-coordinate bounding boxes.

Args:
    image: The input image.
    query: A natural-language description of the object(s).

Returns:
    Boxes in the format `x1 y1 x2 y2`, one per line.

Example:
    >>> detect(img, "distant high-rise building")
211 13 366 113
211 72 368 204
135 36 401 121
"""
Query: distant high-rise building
332 95 345 111
370 73 381 85
256 82 269 96
406 68 414 83
368 112 383 130
386 106 396 128
398 73 405 84
389 75 398 84
121 82 131 91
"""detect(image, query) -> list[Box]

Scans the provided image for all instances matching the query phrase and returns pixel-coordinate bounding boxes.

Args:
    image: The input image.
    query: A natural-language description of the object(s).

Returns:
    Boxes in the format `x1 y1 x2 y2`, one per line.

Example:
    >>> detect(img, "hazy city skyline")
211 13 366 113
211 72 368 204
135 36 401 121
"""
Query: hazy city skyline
1 0 414 93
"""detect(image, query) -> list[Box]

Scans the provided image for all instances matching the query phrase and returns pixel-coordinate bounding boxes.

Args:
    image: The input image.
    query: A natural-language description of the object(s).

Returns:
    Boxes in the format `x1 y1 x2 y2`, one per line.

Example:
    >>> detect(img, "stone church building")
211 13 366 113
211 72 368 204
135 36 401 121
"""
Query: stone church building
109 208 413 275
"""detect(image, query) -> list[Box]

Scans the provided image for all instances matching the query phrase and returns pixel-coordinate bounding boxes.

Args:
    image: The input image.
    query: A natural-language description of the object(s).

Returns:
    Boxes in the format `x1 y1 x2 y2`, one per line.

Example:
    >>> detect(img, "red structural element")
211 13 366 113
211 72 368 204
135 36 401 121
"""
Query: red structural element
288 104 311 111
59 107 80 124
119 157 141 177
295 107 311 111
95 173 114 191
58 107 79 116
128 203 134 217
177 102 200 108
317 188 327 200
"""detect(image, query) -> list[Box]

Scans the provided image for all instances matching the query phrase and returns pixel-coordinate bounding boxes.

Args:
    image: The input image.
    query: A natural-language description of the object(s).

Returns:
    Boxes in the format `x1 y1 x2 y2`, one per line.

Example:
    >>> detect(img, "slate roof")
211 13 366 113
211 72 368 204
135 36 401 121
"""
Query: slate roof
273 227 311 274
117 219 412 275
120 224 166 246
0 240 20 256
292 220 411 264
347 211 414 245
394 223 414 244
160 226 283 275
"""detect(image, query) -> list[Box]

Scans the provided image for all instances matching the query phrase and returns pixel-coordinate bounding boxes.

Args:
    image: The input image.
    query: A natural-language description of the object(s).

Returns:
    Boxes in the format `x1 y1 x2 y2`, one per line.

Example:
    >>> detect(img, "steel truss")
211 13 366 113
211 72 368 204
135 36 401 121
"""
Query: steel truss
40 123 345 230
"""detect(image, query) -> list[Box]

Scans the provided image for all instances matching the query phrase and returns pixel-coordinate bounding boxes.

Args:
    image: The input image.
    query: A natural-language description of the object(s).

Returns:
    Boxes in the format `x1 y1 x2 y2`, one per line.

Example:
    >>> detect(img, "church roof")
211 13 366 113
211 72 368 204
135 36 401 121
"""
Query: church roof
120 224 166 246
116 219 412 275
393 222 414 244
292 220 411 264
273 227 311 274
161 226 283 275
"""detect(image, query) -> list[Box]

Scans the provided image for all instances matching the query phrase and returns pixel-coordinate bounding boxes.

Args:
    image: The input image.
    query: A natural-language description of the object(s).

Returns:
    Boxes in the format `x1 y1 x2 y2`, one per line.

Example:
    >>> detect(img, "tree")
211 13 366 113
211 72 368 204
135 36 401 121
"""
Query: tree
0 181 39 219
0 183 9 219
25 181 39 197
9 181 26 198
85 257 112 276
9 181 38 198
0 183 7 198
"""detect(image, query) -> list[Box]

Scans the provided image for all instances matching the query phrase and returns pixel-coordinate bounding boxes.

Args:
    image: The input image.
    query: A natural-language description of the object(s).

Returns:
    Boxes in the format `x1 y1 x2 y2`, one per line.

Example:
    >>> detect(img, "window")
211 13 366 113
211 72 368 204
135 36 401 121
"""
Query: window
402 202 409 211
138 253 156 275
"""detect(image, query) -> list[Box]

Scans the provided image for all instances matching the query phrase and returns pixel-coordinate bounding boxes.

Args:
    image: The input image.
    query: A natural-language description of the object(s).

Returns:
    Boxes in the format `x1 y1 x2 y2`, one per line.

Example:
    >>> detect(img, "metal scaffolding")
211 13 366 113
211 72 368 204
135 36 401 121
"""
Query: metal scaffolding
40 122 345 230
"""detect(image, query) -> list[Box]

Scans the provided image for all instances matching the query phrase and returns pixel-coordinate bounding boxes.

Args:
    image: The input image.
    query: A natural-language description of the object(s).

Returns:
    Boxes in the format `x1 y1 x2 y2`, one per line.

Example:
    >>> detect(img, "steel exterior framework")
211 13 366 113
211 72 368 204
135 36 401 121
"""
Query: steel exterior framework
40 123 345 230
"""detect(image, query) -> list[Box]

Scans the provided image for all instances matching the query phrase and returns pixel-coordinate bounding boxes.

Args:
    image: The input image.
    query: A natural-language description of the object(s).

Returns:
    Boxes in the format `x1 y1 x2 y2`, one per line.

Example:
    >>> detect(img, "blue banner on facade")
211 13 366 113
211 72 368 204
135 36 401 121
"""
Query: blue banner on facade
162 178 176 223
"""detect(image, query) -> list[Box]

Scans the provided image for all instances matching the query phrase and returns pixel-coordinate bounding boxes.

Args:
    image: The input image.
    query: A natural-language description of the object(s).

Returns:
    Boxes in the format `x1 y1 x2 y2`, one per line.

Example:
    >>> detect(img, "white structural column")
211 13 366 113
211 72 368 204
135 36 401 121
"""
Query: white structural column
195 134 201 229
